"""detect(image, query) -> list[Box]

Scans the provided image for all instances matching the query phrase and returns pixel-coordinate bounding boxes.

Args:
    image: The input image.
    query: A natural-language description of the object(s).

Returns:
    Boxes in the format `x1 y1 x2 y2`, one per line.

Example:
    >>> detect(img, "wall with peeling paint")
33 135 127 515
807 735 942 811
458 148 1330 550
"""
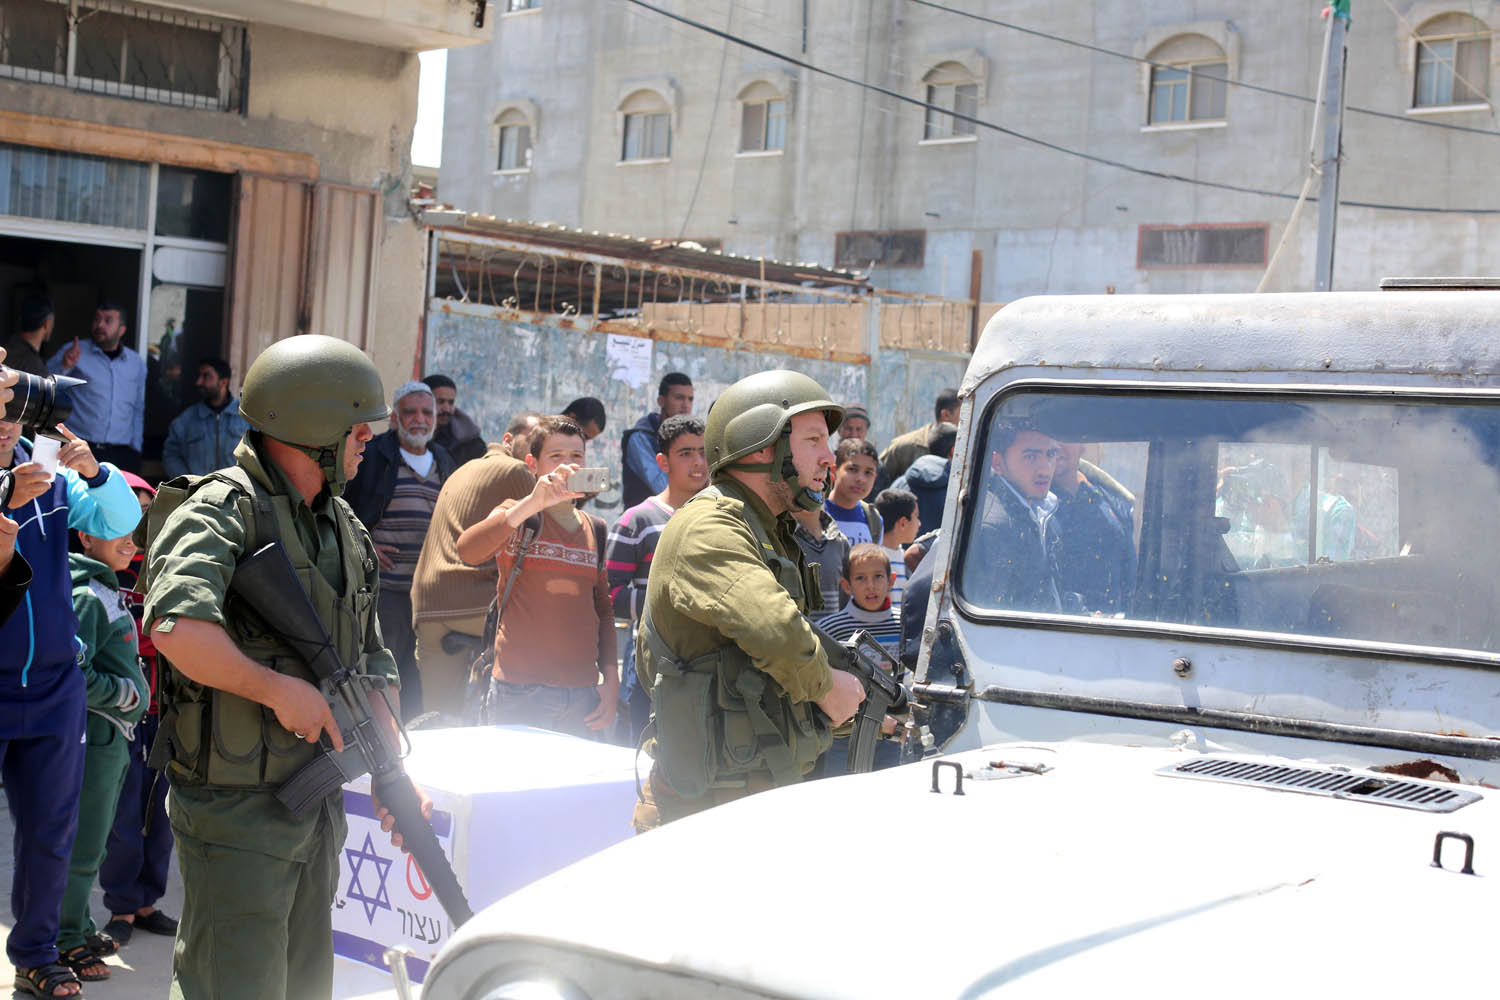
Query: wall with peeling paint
425 302 968 515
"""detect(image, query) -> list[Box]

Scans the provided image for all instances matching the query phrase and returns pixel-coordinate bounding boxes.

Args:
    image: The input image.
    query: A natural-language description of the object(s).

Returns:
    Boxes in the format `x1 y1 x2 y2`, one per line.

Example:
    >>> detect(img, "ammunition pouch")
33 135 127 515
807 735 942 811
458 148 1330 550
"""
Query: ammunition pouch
647 611 831 798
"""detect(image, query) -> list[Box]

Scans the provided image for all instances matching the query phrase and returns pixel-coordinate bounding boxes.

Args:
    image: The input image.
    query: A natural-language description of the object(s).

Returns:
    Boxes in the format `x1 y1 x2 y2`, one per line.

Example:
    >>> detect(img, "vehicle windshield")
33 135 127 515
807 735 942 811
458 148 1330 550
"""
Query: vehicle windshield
957 388 1500 656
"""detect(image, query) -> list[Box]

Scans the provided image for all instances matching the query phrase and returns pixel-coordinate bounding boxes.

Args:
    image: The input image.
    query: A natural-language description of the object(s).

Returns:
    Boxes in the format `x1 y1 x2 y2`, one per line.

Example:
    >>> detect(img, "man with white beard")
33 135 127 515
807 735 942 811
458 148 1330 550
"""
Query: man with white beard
343 381 456 718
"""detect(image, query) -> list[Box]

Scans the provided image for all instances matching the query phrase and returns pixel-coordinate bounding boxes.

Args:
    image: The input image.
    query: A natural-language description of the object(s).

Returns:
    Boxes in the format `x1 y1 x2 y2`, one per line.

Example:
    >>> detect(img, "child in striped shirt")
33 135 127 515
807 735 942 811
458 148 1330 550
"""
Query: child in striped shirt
816 543 902 660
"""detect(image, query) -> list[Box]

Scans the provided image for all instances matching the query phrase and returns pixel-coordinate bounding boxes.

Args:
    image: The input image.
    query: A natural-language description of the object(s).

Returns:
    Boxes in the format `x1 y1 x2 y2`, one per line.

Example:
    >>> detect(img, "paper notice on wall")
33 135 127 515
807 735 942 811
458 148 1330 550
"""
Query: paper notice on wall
606 334 653 388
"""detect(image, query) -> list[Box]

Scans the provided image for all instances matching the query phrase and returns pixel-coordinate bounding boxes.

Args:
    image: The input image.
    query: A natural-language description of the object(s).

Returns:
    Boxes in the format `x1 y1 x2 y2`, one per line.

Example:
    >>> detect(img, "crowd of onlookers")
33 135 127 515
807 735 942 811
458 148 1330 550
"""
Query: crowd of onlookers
0 296 968 993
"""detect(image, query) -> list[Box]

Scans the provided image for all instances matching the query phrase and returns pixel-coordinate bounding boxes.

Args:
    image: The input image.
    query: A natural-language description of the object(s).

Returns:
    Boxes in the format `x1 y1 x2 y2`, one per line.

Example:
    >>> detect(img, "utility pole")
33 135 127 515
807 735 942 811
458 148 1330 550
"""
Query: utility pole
1314 1 1350 291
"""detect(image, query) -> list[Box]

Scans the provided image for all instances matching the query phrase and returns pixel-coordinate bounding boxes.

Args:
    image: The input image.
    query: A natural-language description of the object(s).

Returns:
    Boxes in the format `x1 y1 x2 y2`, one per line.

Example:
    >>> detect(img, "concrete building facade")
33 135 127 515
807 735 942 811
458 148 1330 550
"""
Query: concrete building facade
0 0 488 471
440 0 1500 301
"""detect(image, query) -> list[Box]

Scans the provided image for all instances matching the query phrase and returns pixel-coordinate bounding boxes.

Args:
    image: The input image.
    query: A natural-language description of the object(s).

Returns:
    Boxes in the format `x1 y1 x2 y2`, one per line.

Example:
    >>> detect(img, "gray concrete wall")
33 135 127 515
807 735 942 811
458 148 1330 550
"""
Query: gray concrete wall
425 303 967 515
440 0 1500 299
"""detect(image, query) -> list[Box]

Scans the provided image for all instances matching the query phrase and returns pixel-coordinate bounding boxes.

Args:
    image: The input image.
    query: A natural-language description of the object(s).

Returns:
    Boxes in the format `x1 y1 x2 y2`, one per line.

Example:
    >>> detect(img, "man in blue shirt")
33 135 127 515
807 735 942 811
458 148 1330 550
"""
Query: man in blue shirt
47 301 146 473
161 358 250 479
619 372 693 510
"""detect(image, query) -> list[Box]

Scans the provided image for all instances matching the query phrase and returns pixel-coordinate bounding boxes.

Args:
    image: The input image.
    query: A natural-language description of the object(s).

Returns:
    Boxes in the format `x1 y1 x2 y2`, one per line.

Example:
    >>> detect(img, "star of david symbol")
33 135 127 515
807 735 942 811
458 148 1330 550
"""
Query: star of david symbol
344 832 393 923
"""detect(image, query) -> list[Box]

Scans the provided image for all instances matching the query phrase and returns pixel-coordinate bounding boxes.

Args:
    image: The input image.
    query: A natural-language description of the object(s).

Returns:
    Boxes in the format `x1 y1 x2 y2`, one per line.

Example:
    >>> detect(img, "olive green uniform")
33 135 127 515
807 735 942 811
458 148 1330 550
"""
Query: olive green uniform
634 476 834 830
143 438 397 1000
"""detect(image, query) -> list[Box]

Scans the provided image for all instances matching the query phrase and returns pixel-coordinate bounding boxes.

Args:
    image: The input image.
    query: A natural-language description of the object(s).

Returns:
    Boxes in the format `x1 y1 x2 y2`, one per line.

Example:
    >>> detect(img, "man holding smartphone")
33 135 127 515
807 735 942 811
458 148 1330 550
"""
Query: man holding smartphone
455 415 617 737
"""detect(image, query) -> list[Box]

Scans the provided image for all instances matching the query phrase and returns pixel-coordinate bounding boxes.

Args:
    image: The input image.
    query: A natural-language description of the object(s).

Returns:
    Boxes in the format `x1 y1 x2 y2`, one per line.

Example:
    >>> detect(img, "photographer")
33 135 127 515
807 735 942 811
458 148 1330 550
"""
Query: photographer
455 416 616 738
0 414 139 998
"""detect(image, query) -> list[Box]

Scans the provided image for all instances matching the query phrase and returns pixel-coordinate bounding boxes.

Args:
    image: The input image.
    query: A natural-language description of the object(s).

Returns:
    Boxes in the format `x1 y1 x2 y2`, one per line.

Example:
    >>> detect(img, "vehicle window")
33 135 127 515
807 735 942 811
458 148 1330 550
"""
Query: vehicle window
957 389 1500 654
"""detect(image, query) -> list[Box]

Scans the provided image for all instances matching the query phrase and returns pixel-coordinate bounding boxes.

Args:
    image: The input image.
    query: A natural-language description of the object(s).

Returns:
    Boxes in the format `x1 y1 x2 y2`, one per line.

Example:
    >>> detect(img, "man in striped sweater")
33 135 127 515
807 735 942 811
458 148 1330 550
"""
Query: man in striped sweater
342 382 456 719
605 414 708 745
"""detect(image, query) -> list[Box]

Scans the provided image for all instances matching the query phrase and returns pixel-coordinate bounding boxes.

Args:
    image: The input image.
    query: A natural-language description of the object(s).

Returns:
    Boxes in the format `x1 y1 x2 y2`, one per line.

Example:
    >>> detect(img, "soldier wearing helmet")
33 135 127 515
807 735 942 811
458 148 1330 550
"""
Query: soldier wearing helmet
632 370 866 832
142 335 423 1000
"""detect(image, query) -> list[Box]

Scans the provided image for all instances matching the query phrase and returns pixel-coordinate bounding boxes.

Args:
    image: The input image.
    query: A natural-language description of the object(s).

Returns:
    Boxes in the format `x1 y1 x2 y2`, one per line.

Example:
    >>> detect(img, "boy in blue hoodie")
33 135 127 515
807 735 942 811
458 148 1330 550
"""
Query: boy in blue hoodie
57 524 148 983
0 418 139 998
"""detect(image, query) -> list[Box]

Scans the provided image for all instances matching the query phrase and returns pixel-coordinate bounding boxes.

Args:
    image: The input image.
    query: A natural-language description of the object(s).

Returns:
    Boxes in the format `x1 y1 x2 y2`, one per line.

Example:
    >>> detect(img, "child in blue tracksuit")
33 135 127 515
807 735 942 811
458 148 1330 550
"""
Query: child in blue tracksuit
0 424 138 997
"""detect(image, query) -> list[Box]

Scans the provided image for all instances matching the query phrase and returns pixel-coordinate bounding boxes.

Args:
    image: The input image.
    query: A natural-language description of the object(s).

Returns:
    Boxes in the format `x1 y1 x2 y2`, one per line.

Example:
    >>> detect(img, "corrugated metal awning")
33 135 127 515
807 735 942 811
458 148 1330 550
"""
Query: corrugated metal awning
421 210 871 290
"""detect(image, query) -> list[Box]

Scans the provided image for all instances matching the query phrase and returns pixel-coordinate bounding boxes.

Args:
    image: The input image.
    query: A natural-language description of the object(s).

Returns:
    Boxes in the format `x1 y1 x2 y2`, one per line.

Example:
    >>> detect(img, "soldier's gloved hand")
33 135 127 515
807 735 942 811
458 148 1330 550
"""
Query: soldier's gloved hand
815 669 866 728
270 674 343 751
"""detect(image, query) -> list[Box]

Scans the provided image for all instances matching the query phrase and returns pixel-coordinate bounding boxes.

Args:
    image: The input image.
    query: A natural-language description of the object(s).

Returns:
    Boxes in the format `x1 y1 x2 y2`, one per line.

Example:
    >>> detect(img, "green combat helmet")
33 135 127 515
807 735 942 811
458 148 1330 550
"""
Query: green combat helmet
239 334 389 496
706 369 843 511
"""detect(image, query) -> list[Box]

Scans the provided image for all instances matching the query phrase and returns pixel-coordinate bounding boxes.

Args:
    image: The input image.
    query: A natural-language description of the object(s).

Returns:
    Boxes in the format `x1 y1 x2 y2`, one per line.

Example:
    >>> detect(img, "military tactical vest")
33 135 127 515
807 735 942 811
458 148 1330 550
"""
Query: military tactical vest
147 466 378 792
643 481 832 797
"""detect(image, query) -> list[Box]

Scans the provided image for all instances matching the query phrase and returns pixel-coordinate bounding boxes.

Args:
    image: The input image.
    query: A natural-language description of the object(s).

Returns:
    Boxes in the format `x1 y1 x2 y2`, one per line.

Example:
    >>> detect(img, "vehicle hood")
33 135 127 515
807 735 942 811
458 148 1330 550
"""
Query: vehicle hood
430 741 1494 998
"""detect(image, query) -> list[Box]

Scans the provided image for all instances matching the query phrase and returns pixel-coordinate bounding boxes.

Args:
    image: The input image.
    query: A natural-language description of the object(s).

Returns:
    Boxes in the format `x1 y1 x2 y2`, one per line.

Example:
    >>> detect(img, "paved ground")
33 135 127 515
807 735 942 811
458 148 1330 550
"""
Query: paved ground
0 793 181 999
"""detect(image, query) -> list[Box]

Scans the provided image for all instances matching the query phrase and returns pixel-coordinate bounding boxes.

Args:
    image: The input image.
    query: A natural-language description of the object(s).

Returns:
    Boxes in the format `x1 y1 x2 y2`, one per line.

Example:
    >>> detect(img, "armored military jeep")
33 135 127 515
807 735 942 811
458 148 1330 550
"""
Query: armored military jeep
416 291 1497 999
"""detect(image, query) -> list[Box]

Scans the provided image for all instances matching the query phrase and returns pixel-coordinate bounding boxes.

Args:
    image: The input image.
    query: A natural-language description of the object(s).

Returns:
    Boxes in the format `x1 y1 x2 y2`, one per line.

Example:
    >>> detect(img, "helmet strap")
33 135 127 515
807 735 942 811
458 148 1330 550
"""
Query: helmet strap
730 429 824 511
281 435 349 497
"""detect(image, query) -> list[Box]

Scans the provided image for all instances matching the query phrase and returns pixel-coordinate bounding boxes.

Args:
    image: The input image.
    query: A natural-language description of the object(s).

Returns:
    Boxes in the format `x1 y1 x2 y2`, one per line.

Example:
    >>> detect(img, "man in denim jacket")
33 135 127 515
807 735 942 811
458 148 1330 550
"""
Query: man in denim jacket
161 358 250 479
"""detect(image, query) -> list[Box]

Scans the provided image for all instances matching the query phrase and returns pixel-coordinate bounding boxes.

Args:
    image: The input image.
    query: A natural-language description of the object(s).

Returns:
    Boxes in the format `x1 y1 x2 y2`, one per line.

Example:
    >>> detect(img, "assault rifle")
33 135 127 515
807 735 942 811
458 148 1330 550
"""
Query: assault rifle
230 542 475 927
811 624 907 773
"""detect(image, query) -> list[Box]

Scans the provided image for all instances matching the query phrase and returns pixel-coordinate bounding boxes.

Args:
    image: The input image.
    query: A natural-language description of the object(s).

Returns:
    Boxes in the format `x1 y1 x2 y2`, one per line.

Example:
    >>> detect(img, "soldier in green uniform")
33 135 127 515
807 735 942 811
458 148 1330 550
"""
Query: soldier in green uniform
143 335 426 1000
633 370 866 832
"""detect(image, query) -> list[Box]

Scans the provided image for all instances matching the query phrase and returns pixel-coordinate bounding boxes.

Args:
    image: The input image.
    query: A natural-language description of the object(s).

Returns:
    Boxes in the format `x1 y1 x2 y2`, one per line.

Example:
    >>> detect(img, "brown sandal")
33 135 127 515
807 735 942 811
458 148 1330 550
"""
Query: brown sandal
59 945 109 982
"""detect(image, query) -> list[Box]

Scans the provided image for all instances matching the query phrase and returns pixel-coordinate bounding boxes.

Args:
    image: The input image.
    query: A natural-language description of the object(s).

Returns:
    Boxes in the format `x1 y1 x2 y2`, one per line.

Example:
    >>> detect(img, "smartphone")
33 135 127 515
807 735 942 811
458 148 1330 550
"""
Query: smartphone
567 467 611 495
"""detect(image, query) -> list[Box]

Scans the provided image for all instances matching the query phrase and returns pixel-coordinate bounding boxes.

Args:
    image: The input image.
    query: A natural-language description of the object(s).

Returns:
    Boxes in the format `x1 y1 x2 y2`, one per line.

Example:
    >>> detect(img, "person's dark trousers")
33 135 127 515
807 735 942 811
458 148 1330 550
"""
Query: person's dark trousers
0 666 86 969
100 713 174 919
90 444 142 474
377 588 421 720
58 716 131 952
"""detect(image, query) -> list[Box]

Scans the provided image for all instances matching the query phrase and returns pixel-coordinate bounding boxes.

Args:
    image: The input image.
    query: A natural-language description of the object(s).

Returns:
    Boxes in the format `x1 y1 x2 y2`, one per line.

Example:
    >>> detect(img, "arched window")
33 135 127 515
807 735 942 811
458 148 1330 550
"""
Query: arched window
1413 12 1491 107
1147 34 1227 124
922 61 978 140
495 107 532 171
738 80 787 152
619 89 671 161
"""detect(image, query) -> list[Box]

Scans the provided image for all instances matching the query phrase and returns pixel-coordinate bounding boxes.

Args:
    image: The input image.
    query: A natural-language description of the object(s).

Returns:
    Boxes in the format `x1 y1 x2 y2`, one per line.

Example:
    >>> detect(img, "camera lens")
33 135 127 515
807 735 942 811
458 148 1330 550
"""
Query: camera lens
0 367 83 435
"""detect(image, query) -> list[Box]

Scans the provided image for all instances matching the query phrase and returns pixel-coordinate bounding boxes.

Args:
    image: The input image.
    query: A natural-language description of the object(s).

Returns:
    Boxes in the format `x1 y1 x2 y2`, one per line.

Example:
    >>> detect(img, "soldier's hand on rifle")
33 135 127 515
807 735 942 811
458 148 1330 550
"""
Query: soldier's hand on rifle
881 714 900 736
373 782 434 852
815 669 865 728
271 674 344 752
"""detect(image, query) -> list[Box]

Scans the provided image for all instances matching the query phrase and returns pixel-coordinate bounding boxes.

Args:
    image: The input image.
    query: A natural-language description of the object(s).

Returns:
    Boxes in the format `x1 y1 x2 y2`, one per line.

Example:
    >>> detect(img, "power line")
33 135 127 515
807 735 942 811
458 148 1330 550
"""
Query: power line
619 0 1500 214
907 0 1500 139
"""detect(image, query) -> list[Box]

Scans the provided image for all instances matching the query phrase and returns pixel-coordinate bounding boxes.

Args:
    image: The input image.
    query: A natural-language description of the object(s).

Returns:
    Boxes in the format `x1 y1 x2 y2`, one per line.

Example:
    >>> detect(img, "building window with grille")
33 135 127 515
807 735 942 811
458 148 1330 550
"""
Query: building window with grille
737 81 786 153
922 62 979 141
1412 13 1491 108
1137 224 1267 269
495 109 532 171
1146 34 1228 125
0 0 244 112
619 89 671 162
505 0 540 10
